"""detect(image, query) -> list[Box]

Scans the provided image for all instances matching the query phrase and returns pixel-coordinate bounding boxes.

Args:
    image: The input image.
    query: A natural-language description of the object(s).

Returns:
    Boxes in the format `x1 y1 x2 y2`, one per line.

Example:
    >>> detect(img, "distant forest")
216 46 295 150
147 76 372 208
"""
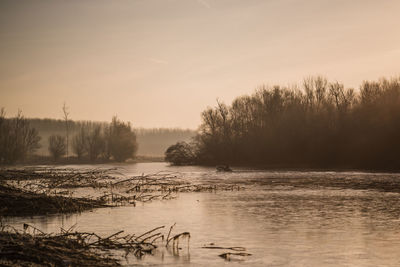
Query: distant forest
27 119 195 157
166 76 400 170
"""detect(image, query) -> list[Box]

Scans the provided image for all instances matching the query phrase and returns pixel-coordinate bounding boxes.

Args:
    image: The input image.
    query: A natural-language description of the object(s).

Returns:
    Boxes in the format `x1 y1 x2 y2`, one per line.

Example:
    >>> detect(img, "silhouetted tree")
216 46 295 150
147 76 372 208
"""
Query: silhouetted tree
72 127 87 159
85 125 105 161
62 102 70 158
0 109 41 164
165 141 195 165
186 76 400 170
48 134 66 161
62 117 138 162
106 117 138 162
25 118 195 157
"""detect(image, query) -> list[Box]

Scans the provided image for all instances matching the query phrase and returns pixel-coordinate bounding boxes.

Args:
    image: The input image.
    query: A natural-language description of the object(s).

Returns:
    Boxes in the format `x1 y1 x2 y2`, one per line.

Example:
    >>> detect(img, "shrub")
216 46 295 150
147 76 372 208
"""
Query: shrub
165 142 195 165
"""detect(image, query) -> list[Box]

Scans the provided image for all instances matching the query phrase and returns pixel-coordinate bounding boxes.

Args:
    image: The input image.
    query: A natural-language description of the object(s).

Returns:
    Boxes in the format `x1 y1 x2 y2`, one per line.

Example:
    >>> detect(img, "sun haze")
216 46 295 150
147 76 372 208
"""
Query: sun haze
1 0 400 128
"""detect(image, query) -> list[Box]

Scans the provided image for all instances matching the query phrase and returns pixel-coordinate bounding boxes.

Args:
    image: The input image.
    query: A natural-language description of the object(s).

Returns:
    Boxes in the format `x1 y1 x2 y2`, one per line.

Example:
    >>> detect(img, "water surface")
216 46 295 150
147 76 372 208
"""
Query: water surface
6 163 400 266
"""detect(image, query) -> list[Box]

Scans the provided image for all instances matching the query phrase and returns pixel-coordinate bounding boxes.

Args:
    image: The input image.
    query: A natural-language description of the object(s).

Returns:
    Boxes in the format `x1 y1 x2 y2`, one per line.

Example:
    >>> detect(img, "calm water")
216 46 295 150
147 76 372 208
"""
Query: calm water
5 163 400 266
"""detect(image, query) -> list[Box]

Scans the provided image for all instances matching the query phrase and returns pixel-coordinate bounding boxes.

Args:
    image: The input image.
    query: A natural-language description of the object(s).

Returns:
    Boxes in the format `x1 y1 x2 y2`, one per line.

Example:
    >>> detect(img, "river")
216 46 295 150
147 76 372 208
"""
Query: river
5 162 400 266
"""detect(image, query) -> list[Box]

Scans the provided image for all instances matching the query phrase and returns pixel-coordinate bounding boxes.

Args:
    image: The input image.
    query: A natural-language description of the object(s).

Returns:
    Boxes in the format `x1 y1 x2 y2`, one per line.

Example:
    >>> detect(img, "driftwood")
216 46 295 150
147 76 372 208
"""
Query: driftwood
201 243 251 260
0 223 181 266
201 245 246 251
165 222 191 253
219 252 252 260
0 167 256 264
0 227 119 266
0 183 107 217
216 165 232 172
0 167 243 216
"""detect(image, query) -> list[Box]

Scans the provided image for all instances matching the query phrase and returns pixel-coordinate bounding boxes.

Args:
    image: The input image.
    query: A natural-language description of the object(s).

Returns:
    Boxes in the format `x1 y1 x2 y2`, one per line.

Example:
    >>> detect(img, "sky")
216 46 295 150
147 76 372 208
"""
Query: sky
1 0 400 128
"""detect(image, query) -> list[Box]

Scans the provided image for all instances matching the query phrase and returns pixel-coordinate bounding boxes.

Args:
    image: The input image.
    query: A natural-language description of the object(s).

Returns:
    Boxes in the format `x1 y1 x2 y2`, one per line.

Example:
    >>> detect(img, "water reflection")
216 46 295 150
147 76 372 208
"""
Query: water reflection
5 163 400 266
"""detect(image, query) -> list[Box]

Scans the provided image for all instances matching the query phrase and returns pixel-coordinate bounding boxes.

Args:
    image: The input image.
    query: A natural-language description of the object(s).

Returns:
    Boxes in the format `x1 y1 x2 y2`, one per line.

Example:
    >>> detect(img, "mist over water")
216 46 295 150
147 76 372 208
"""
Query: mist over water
6 163 400 266
2 1 400 265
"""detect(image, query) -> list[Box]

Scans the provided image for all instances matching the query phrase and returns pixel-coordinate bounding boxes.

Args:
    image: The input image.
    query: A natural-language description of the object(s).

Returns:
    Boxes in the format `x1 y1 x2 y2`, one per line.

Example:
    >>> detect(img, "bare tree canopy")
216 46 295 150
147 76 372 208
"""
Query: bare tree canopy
0 109 41 164
167 76 400 170
62 102 70 158
48 134 66 161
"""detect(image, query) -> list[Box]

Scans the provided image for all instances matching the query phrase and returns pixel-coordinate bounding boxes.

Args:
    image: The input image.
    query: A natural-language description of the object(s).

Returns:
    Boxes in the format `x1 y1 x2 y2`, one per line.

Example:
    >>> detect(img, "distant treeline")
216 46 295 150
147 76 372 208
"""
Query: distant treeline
27 119 195 157
53 117 138 162
28 119 107 157
0 111 195 164
0 113 138 163
166 76 400 170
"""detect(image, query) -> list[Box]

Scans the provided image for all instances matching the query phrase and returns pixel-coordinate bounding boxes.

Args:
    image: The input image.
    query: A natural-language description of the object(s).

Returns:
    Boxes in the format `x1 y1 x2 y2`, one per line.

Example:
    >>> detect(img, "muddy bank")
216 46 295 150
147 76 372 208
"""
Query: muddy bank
0 184 107 217
0 230 119 267
0 168 112 216
0 167 240 217
0 223 192 267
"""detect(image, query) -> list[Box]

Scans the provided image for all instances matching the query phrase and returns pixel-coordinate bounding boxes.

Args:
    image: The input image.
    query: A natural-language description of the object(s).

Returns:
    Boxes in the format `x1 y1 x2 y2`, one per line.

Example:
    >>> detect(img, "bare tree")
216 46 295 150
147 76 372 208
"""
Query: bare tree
86 125 104 161
0 109 41 164
48 134 66 161
62 102 70 158
191 76 400 169
72 126 87 159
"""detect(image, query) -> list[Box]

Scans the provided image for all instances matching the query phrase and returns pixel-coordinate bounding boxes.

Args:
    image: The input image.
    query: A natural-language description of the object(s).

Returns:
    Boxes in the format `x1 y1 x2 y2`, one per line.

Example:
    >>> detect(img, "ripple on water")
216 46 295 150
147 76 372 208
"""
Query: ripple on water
5 162 400 266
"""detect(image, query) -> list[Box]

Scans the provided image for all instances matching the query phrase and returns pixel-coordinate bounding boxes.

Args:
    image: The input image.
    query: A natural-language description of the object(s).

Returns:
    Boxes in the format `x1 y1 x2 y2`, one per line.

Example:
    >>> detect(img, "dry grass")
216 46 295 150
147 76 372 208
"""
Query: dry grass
0 184 107 217
0 167 243 216
0 223 191 266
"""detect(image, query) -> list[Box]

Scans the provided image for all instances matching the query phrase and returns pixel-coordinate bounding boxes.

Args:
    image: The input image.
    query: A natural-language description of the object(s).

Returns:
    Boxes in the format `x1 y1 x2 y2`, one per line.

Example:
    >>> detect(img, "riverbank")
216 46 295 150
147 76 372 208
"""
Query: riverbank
3 163 400 266
4 155 165 166
0 223 180 266
0 184 107 217
0 229 119 267
0 166 238 217
0 166 201 266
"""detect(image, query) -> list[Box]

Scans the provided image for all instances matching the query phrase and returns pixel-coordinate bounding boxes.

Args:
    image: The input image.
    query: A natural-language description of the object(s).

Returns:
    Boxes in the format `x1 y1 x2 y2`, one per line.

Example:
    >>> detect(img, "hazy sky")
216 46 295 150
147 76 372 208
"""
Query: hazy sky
1 0 400 128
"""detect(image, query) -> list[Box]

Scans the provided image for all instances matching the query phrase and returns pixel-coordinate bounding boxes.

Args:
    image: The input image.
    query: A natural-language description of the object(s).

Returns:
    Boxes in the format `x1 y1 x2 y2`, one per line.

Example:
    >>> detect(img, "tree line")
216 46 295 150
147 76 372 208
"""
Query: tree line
166 76 400 170
0 110 138 164
48 116 138 162
26 119 194 156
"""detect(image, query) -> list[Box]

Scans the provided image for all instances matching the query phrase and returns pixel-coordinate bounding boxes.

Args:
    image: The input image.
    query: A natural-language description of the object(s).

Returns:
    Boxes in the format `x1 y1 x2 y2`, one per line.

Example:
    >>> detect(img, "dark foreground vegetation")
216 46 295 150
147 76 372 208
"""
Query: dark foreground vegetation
0 184 105 217
166 76 400 170
0 223 191 266
0 166 248 265
0 227 118 266
0 167 241 217
0 168 241 265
